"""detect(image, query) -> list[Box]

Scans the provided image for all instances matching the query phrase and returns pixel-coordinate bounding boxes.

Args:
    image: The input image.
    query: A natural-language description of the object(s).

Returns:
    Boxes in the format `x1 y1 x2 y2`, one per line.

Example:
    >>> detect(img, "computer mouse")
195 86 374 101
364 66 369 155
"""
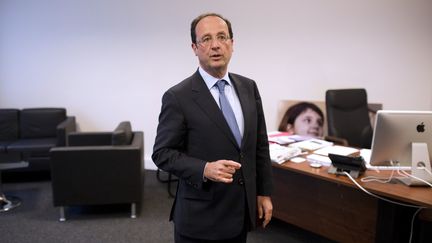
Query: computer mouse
309 162 322 168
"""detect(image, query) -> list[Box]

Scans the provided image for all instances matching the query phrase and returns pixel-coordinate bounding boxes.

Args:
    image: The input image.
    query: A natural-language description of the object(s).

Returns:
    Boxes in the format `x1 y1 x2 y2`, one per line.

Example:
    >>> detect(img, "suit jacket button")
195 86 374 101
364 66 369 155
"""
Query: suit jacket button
238 178 244 185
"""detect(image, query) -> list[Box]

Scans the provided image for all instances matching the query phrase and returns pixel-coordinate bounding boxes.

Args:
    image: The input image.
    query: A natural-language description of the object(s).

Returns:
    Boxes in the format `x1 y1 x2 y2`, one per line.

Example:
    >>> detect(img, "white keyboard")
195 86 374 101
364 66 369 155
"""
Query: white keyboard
366 165 411 171
361 149 411 170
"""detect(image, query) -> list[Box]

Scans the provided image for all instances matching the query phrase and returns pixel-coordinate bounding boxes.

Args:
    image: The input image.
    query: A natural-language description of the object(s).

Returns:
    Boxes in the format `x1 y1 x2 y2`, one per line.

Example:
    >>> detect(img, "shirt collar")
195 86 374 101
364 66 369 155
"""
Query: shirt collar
198 67 232 90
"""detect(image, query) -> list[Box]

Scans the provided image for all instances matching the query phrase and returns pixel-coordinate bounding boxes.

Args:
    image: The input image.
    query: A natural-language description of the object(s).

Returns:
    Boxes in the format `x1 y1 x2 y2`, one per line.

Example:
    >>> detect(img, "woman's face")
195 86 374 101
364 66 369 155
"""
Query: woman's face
288 108 324 137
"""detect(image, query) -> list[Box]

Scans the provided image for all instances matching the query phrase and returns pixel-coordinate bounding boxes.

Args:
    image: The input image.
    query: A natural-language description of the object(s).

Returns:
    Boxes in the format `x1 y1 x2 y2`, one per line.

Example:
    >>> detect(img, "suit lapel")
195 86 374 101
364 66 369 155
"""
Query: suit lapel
190 71 239 148
230 74 253 149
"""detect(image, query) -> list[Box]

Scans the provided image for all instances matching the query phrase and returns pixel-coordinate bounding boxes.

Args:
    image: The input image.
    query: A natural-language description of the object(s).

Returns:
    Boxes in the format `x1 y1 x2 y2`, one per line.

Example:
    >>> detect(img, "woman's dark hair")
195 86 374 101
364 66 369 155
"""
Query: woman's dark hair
190 13 233 44
278 102 324 131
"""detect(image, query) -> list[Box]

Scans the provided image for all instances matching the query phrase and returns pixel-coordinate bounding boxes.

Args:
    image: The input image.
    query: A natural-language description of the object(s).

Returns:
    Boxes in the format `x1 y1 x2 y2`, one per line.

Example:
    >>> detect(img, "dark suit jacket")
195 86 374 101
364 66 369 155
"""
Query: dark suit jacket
152 70 273 240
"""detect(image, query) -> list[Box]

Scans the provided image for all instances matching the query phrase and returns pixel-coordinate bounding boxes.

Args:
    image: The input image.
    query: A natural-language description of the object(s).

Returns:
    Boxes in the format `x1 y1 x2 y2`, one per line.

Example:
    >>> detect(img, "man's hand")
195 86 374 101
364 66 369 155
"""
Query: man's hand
204 160 241 183
257 196 273 228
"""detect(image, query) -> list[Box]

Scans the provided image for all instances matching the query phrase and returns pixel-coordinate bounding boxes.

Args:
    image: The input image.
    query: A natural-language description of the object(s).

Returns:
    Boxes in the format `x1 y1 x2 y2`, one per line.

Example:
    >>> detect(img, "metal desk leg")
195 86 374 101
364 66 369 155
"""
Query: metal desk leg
59 206 66 222
131 203 137 219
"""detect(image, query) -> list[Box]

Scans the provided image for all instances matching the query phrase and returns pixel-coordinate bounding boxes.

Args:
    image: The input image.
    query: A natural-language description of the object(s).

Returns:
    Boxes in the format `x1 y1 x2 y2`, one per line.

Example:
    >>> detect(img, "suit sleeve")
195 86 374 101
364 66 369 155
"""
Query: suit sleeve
152 90 207 188
253 82 274 196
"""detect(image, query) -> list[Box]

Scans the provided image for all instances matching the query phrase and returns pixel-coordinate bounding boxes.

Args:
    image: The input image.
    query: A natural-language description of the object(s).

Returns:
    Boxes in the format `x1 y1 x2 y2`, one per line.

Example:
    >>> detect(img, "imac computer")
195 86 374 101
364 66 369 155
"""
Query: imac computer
370 110 432 186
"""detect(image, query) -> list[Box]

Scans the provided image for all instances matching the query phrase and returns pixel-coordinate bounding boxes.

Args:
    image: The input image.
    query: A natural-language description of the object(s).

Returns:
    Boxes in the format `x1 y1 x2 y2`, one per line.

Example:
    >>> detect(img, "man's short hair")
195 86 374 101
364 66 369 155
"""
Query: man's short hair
190 13 234 44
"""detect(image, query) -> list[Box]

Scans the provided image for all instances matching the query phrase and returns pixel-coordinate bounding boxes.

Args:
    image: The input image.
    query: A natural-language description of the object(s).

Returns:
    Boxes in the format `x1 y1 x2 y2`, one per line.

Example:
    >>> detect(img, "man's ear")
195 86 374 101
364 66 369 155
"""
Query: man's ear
191 43 198 56
231 38 234 52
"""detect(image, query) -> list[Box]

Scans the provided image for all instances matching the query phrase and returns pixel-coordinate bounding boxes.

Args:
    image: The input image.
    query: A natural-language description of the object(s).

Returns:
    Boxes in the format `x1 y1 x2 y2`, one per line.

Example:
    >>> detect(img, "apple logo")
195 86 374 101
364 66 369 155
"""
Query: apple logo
416 122 425 133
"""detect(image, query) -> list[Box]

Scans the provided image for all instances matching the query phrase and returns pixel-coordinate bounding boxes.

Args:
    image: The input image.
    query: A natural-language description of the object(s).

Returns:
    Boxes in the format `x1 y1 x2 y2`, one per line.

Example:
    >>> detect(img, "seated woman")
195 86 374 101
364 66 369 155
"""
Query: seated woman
278 102 324 138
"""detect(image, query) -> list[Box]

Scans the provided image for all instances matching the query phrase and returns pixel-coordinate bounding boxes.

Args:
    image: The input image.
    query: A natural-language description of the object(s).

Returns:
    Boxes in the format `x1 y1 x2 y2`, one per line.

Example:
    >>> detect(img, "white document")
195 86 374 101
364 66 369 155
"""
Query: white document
289 138 333 151
360 149 371 163
313 145 359 156
267 131 295 145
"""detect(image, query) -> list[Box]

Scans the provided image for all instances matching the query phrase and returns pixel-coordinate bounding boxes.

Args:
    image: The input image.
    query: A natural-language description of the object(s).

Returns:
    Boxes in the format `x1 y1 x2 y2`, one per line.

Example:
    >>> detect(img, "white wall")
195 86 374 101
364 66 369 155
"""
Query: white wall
1 0 431 170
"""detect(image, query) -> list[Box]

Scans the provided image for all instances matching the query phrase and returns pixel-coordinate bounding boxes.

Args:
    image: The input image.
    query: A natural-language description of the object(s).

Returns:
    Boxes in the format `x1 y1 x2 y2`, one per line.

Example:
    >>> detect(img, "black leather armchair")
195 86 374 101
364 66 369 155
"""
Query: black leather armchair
325 89 373 148
50 121 144 221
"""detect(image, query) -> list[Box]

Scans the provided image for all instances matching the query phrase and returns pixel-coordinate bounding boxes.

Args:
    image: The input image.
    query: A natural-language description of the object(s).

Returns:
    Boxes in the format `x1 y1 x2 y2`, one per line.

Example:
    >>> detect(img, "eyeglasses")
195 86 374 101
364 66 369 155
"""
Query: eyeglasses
196 35 231 47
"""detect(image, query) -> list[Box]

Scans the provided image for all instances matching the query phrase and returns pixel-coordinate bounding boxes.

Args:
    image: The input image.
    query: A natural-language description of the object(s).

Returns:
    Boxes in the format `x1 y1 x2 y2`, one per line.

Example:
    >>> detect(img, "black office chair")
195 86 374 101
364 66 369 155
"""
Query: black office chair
325 89 373 149
0 161 29 212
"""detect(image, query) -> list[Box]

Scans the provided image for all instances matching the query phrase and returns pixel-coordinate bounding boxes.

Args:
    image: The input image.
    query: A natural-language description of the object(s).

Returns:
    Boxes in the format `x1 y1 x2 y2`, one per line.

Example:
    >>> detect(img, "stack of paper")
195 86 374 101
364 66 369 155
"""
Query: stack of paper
267 131 313 145
313 145 359 156
269 143 302 164
303 145 360 167
268 131 295 145
289 138 333 151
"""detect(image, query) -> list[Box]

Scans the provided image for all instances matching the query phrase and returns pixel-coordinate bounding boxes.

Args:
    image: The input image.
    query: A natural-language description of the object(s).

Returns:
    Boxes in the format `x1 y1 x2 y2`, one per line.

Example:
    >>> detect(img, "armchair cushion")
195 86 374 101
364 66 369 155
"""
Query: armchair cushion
0 142 7 152
0 109 20 153
68 132 112 146
0 109 19 141
20 108 66 138
7 138 57 153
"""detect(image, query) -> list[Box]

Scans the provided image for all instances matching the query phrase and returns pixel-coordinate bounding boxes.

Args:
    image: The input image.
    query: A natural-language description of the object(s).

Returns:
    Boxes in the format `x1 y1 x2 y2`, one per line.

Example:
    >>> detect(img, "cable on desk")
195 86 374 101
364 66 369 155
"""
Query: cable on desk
361 169 396 183
423 167 432 177
362 160 432 187
344 171 429 243
361 160 402 183
344 171 428 208
398 169 432 187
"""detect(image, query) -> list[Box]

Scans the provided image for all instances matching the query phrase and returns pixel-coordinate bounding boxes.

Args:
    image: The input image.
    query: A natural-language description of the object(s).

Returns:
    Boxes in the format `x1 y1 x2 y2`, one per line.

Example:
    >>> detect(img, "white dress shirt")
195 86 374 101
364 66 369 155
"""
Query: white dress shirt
198 67 244 137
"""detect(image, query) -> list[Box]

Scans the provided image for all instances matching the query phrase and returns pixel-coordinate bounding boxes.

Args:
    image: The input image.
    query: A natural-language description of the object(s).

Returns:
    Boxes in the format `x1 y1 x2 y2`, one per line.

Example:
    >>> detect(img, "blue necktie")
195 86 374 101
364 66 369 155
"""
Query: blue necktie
216 80 242 147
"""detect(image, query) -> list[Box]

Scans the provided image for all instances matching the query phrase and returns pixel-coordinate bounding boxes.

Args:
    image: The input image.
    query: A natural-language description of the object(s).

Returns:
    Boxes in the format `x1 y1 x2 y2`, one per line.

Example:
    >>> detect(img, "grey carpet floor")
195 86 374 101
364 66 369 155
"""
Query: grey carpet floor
0 170 334 243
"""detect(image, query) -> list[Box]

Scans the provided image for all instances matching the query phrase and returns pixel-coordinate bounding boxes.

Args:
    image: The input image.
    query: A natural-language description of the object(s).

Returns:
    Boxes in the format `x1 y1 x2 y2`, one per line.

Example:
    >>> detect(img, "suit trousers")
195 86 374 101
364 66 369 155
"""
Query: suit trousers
174 200 250 243
174 226 247 243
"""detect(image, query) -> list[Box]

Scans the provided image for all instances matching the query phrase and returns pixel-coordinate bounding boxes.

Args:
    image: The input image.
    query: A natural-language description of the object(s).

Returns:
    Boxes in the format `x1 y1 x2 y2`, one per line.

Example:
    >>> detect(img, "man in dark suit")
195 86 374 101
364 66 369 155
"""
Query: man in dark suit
152 13 273 243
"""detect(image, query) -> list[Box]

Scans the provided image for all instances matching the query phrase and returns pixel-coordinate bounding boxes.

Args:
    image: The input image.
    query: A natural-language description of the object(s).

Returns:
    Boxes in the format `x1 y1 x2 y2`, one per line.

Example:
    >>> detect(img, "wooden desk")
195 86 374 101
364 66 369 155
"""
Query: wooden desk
272 161 432 243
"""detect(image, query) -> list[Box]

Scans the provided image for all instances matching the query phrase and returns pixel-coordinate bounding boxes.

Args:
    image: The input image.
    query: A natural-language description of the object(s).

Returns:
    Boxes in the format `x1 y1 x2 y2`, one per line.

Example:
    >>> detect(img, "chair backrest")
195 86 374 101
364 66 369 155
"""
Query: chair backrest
20 108 66 138
325 89 373 148
0 109 20 141
68 121 133 146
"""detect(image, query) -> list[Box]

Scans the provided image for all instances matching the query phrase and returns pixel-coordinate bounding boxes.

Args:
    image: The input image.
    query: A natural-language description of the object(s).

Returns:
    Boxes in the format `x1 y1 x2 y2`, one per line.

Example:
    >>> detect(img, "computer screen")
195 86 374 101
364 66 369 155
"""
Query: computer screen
370 110 432 167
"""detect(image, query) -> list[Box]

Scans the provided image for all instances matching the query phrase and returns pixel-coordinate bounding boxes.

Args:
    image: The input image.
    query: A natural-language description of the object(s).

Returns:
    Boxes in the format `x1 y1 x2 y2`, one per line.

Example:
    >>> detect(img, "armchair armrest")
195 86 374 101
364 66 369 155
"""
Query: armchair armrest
130 131 144 148
56 116 77 146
